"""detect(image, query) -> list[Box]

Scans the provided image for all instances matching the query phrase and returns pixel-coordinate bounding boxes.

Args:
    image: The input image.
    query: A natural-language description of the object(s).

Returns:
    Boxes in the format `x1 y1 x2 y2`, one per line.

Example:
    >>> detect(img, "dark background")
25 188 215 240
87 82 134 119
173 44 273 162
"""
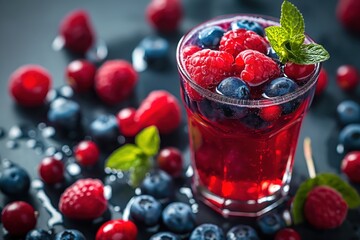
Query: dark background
1 0 360 239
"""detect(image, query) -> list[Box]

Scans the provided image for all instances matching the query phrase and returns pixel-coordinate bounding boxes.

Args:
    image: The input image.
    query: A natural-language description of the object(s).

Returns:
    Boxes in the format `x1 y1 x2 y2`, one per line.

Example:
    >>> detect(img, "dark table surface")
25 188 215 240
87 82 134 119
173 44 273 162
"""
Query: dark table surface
1 0 360 239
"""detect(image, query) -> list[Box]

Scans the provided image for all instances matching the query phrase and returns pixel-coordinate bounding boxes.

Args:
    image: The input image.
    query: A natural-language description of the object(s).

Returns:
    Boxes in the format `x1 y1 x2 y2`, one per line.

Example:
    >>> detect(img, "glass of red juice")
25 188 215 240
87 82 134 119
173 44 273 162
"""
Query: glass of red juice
176 15 320 217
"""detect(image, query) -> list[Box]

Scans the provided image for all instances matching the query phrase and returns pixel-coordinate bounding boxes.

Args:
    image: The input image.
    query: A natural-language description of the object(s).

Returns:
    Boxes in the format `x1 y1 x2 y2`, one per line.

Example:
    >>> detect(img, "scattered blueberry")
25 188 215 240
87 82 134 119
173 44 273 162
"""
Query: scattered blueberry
48 98 81 131
190 223 224 240
226 224 259 240
89 114 119 144
140 170 174 200
130 195 162 226
230 19 265 36
25 229 52 240
140 36 169 61
198 26 225 49
150 232 180 240
339 124 360 151
54 229 85 240
0 165 30 197
257 212 286 235
162 202 196 234
337 100 360 126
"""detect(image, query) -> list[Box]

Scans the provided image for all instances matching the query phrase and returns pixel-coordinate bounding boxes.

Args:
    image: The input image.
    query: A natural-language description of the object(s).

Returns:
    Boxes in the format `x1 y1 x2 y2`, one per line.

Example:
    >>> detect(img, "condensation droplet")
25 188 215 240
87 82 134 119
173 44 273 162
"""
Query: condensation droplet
67 163 81 176
42 126 56 138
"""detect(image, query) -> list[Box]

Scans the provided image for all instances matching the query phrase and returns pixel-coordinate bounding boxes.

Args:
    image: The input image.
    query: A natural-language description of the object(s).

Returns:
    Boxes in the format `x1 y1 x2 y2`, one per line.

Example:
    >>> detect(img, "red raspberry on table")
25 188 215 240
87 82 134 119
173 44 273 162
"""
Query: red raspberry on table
146 0 183 33
74 140 100 166
336 65 359 91
234 50 280 86
59 10 95 54
117 107 140 137
315 68 328 96
284 62 316 81
219 29 268 58
337 0 360 33
96 220 138 240
274 228 301 240
157 147 183 177
304 186 348 229
182 45 202 60
135 90 182 134
9 65 52 107
38 157 64 185
66 59 96 92
59 178 107 220
341 151 360 183
95 60 138 105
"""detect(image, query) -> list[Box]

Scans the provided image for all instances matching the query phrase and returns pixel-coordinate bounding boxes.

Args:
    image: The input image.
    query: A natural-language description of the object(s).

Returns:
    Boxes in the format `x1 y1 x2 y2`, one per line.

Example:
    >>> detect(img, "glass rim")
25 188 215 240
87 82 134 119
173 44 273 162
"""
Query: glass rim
176 14 321 108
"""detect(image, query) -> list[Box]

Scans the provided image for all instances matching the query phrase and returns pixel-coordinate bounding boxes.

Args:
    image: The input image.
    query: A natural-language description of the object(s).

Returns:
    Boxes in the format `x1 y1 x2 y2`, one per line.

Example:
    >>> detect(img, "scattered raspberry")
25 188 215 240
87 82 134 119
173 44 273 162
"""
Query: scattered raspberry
59 10 95 54
315 68 328 96
117 107 140 137
96 220 138 240
284 62 315 81
38 157 64 185
219 29 268 58
135 90 182 134
74 140 100 166
304 186 348 229
9 65 52 107
95 60 138 105
183 45 202 60
337 0 360 33
66 59 96 92
59 178 107 220
336 65 359 91
146 0 183 33
259 104 282 122
341 151 360 183
234 50 280 86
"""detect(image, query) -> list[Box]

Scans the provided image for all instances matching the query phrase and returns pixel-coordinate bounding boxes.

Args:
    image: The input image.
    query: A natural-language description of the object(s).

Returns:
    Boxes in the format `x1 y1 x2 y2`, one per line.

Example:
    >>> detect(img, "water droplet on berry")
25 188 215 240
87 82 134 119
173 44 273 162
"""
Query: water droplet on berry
6 140 18 149
85 39 108 63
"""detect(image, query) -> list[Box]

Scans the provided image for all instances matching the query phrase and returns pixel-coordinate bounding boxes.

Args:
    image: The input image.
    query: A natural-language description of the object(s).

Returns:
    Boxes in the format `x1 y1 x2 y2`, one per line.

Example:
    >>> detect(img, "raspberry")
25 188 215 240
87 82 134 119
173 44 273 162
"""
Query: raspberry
135 90 182 134
337 0 360 33
336 65 359 91
117 107 140 137
59 10 95 54
38 157 64 185
59 178 107 220
341 151 360 183
315 68 328 96
74 140 100 166
182 45 201 60
304 186 348 229
96 220 138 240
234 50 280 86
95 60 138 105
275 228 301 240
219 29 268 57
65 59 96 93
146 0 183 33
185 49 234 88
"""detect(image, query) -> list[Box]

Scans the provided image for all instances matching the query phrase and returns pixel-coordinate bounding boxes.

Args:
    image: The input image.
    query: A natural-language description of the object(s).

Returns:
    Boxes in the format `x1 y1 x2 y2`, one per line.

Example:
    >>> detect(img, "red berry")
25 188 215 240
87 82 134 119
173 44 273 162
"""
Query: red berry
38 157 64 185
336 65 359 91
182 45 201 60
135 90 182 134
66 59 96 92
59 178 107 220
96 219 138 240
219 29 268 57
183 81 204 101
275 228 301 240
74 140 100 166
304 186 348 229
341 151 360 183
284 62 316 81
9 65 52 107
95 60 138 105
337 0 360 33
157 147 183 177
146 0 183 33
117 108 140 137
59 10 95 54
234 50 280 86
315 68 328 96
1 201 37 236
259 105 282 122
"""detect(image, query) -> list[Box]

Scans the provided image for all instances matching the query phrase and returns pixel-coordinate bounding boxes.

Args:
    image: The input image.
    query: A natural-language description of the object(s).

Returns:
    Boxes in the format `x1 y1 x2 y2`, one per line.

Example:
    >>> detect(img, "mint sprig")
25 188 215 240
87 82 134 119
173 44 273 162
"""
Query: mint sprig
105 126 160 187
265 0 330 64
292 173 360 225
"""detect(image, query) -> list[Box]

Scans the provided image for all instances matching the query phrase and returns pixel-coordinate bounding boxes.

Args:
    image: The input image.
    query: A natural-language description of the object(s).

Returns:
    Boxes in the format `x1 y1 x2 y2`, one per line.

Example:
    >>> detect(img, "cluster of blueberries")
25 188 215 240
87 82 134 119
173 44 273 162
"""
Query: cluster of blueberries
338 100 360 151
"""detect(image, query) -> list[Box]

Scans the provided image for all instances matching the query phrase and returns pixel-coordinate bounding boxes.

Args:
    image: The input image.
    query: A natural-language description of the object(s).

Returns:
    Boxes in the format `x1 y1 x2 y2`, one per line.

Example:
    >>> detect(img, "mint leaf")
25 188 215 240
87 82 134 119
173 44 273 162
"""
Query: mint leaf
129 156 151 187
288 43 330 64
292 173 360 225
135 126 160 157
289 33 305 50
281 0 304 38
106 144 143 170
265 26 290 62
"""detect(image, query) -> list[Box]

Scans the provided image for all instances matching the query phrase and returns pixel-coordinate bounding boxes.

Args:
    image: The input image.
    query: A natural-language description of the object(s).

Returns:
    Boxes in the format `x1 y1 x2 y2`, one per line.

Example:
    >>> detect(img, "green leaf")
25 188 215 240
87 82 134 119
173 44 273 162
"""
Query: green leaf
265 26 290 62
135 126 160 157
288 43 330 64
292 173 360 225
289 33 305 50
105 144 143 170
129 156 151 187
280 0 305 38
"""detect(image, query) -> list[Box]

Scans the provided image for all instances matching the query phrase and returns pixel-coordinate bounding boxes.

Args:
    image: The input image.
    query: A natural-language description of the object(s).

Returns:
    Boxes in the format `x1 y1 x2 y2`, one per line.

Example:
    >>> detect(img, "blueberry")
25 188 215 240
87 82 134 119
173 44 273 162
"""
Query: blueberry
130 195 162 226
198 26 225 49
190 223 224 240
226 225 259 240
162 202 196 234
89 114 119 144
230 19 264 36
267 47 279 61
150 232 180 240
48 98 81 131
26 229 52 240
54 229 85 240
197 99 222 120
0 165 30 197
257 212 285 235
339 124 360 150
241 113 270 130
140 170 174 200
139 36 169 61
337 100 360 126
